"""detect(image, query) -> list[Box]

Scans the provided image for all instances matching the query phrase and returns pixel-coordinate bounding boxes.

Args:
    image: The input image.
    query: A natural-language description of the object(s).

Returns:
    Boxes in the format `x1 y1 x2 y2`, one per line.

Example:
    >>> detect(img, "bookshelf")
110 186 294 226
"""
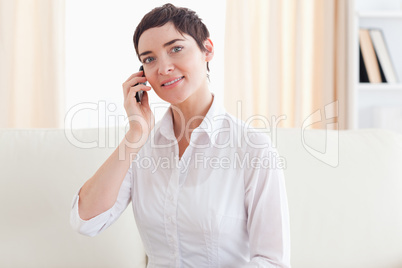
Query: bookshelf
350 8 402 133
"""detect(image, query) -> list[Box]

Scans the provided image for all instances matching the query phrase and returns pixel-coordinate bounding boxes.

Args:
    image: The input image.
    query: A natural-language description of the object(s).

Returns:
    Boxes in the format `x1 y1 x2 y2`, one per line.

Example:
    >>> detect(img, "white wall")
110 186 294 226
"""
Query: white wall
65 0 226 129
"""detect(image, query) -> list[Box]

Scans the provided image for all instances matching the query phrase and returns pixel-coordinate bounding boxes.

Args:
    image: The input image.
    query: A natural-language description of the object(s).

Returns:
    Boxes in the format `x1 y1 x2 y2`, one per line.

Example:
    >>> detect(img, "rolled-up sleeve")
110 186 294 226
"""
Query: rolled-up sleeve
70 166 132 237
243 144 291 267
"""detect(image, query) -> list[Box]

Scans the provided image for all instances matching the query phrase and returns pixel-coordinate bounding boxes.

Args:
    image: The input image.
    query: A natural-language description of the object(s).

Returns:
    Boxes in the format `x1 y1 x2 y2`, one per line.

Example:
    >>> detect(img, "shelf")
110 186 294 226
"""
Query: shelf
358 83 402 91
349 5 402 130
357 11 402 18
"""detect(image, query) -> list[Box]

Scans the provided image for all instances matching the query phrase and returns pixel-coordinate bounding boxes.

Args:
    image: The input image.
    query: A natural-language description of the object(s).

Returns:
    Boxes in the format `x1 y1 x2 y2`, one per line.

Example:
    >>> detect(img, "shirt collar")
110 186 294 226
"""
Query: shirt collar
158 93 226 142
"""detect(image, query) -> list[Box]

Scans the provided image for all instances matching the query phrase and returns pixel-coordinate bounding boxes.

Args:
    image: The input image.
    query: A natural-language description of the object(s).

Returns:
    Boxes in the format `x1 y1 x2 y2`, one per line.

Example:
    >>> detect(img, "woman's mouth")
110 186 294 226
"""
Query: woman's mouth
162 76 184 87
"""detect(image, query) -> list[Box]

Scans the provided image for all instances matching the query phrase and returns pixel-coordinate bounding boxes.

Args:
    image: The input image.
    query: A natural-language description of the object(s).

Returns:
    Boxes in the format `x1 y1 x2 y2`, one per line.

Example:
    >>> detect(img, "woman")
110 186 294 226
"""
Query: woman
70 3 290 267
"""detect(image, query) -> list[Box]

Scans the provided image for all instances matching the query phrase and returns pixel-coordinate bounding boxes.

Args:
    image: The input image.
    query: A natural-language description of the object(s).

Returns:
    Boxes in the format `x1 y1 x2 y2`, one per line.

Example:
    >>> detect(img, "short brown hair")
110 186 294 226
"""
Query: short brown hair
133 3 211 71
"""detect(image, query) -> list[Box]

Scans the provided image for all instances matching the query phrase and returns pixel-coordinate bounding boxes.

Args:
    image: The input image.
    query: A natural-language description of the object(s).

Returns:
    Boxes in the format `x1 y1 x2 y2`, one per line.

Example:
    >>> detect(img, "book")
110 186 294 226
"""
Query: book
359 28 382 83
360 42 386 83
359 46 369 83
369 29 398 83
376 49 387 83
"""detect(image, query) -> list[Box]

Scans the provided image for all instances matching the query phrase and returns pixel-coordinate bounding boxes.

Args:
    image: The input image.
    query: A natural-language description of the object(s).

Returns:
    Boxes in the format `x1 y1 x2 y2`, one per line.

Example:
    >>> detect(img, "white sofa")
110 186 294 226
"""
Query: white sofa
1 127 402 268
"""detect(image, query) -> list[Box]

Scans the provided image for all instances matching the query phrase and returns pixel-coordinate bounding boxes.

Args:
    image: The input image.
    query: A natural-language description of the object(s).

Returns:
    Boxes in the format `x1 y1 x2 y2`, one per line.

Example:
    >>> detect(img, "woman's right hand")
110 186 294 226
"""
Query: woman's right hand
122 70 155 140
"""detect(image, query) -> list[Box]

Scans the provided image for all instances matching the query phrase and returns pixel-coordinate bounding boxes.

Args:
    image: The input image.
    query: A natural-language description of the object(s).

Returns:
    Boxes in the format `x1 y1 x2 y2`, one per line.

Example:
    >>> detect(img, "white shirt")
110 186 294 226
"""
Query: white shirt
70 94 291 267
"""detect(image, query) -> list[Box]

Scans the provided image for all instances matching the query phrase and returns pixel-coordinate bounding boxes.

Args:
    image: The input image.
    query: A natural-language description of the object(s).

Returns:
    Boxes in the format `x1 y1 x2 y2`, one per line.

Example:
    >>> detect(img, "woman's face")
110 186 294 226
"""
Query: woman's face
138 22 213 105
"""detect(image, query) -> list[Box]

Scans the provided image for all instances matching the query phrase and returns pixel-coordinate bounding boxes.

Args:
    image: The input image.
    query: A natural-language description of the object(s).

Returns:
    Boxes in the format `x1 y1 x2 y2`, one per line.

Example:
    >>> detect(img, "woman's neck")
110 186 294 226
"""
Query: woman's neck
171 88 213 142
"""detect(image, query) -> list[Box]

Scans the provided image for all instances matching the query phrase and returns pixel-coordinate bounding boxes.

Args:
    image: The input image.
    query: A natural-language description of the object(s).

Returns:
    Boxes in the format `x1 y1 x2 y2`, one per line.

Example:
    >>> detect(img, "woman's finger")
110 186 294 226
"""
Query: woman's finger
124 70 144 83
123 76 148 99
125 85 151 106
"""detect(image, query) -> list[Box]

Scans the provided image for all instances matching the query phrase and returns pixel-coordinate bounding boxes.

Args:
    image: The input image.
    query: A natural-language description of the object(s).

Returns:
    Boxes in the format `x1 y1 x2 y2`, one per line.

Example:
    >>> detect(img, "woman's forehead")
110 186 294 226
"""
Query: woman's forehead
138 22 188 50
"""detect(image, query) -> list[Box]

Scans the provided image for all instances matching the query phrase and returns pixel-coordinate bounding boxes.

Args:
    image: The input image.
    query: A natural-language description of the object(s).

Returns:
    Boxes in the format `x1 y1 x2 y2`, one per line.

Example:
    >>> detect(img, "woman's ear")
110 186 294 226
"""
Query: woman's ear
204 38 214 62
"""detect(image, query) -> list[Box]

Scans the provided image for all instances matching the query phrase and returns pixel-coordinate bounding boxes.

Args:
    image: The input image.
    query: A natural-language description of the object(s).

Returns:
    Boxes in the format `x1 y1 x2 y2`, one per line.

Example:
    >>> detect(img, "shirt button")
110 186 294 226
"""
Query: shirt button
167 216 172 222
169 195 174 201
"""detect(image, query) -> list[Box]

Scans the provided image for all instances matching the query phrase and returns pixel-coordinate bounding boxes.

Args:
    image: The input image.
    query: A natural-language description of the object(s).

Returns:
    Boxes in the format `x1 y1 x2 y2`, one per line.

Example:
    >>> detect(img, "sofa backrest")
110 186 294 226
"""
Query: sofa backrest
0 128 146 268
275 128 402 268
1 128 402 268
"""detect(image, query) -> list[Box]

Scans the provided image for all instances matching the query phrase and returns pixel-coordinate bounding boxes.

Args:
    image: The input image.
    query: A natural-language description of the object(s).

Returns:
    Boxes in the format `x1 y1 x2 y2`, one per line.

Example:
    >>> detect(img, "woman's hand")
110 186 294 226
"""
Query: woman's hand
122 70 155 139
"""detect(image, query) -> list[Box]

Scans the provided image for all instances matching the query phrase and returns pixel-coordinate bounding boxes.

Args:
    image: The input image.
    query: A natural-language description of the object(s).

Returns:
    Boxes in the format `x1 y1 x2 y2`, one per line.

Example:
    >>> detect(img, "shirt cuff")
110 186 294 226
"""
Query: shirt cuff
70 188 113 237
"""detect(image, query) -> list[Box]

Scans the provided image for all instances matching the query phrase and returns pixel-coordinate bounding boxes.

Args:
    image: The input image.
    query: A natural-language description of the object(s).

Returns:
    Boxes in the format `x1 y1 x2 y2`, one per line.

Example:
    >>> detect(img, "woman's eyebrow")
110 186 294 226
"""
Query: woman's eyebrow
139 38 186 58
163 38 185 47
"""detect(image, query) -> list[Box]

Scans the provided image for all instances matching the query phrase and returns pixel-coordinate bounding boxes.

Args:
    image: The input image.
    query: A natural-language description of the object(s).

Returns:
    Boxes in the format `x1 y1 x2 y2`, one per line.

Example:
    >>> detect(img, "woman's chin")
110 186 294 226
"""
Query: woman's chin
161 92 189 105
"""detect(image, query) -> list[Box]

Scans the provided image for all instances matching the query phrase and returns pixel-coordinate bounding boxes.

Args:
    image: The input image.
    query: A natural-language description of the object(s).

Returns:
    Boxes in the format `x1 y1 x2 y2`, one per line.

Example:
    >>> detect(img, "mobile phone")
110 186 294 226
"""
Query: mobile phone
135 65 146 102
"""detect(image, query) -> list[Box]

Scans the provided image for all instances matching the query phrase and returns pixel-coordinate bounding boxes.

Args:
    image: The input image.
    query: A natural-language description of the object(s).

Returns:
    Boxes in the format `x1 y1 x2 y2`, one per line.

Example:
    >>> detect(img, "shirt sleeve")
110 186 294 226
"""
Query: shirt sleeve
243 141 291 267
70 166 133 237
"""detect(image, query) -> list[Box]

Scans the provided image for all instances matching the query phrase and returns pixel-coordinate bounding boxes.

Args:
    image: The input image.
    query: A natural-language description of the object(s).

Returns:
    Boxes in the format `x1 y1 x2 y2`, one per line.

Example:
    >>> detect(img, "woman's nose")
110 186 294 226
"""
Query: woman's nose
158 58 174 75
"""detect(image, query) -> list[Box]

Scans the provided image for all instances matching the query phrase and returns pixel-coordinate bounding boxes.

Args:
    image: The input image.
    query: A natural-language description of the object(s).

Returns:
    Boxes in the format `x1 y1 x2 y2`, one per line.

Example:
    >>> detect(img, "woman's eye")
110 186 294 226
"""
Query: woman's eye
172 46 183 53
143 57 154 64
